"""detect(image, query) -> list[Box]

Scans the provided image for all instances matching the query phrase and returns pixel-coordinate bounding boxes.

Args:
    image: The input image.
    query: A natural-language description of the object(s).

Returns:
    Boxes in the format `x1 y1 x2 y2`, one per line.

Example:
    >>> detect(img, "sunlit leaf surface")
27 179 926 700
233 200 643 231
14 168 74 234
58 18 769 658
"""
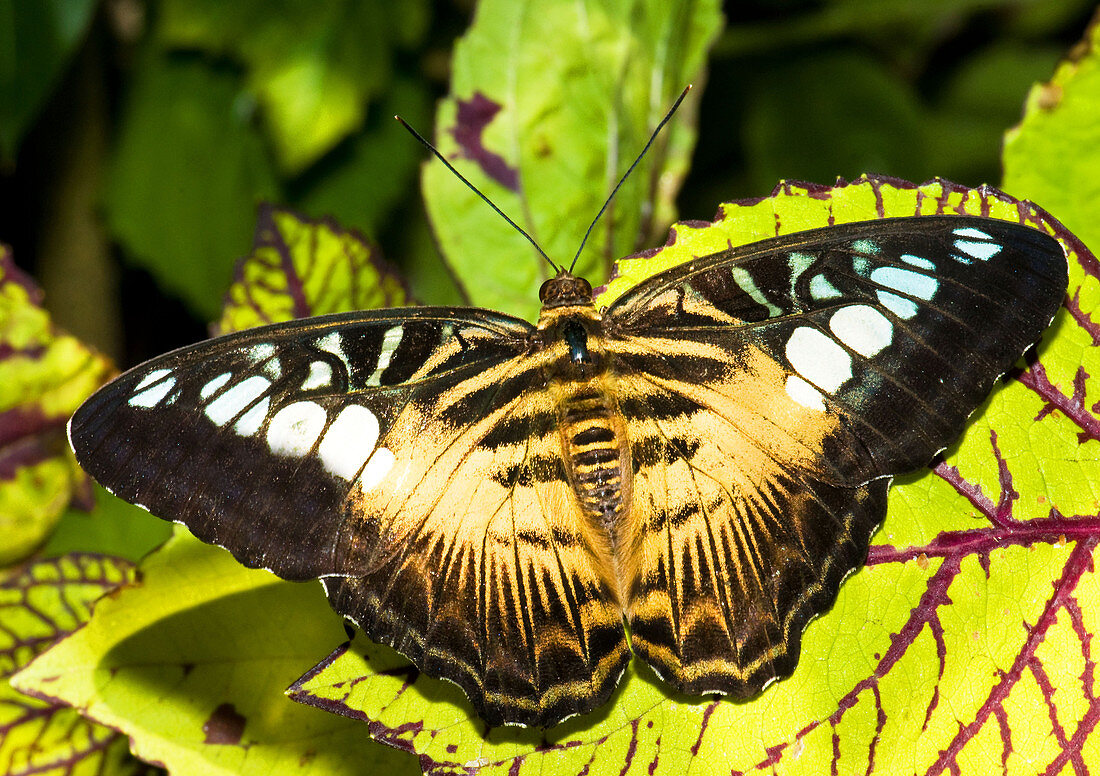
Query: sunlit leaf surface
2 555 140 776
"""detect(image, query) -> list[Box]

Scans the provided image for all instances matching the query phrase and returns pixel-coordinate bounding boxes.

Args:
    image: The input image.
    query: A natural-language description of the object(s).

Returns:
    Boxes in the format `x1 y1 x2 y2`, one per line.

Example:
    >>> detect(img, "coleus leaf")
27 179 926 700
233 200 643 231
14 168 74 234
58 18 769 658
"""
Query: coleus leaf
0 246 113 566
13 210 421 775
284 175 1097 773
1 554 140 776
422 0 724 318
11 536 420 776
214 205 411 335
157 0 430 173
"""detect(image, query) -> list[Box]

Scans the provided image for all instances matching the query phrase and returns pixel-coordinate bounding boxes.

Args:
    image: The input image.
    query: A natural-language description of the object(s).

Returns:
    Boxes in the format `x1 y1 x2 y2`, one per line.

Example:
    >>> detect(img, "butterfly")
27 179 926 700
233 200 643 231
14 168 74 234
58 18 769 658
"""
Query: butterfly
68 206 1067 727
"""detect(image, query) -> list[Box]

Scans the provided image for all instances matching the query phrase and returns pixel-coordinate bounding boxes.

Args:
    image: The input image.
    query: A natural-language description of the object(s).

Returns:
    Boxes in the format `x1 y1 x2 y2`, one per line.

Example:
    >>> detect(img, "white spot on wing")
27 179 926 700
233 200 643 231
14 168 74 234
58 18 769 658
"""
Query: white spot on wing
876 290 919 319
234 397 270 436
809 274 842 300
359 447 396 491
247 343 276 362
205 375 271 426
267 401 328 456
785 327 852 393
318 405 379 480
953 227 992 240
829 305 894 357
316 332 349 368
302 361 333 391
901 254 935 271
731 267 782 318
367 325 405 387
129 375 177 408
954 239 1001 261
785 374 826 411
870 266 938 300
200 372 232 400
134 369 172 392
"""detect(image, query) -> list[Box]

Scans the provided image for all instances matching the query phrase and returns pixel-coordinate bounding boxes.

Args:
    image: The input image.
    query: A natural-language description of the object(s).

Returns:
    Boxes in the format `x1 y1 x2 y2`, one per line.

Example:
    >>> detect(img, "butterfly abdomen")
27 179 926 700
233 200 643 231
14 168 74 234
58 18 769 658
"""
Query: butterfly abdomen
560 389 627 521
537 293 632 534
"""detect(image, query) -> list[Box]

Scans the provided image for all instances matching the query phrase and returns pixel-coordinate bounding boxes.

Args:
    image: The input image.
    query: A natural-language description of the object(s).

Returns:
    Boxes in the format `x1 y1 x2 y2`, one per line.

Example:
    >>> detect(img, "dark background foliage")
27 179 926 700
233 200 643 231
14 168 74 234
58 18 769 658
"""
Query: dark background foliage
1 0 1093 369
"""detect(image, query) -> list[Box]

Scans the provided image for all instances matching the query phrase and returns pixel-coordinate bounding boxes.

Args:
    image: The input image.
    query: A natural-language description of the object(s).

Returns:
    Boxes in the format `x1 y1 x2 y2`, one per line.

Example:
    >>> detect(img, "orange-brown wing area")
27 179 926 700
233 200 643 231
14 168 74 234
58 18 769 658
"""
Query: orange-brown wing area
610 334 887 696
323 353 629 727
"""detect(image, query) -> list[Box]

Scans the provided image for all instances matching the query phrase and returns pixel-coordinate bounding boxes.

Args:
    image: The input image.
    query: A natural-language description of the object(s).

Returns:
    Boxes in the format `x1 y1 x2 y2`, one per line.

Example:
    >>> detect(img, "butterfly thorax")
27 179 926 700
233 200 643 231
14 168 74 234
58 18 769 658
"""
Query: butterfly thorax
536 274 632 554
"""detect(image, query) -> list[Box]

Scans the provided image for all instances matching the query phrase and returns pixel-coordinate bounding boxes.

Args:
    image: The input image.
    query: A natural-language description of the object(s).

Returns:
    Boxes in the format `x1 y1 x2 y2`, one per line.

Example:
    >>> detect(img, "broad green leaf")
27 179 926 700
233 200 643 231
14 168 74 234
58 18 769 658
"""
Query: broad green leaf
0 246 113 565
740 51 925 191
104 52 280 321
296 77 433 242
1 554 138 776
216 205 410 335
38 485 173 563
1003 9 1100 262
12 535 420 776
0 0 97 160
423 0 723 318
289 177 1097 773
158 0 430 173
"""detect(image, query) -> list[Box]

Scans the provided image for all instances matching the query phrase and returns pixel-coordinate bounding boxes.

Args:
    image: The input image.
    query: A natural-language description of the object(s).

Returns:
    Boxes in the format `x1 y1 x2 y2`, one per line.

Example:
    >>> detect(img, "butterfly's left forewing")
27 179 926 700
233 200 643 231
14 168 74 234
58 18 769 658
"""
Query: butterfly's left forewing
69 306 629 727
606 215 1067 696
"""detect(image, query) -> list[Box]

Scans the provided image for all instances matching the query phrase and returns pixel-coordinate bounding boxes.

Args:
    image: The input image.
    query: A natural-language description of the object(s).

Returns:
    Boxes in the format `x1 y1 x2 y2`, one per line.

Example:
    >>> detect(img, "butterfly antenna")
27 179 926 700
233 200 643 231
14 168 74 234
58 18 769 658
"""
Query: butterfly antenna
568 85 692 274
395 116 561 274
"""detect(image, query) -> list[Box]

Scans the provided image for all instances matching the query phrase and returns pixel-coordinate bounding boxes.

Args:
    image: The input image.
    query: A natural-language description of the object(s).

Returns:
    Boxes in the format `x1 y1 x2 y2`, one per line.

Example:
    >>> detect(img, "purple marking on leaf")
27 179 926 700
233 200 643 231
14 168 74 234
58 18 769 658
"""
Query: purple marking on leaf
689 699 719 755
619 718 640 776
993 705 1011 768
450 93 520 191
1019 360 1100 443
1029 657 1070 751
0 341 48 361
920 616 946 733
0 406 69 479
202 703 246 745
925 538 1098 775
647 734 661 775
1066 289 1100 345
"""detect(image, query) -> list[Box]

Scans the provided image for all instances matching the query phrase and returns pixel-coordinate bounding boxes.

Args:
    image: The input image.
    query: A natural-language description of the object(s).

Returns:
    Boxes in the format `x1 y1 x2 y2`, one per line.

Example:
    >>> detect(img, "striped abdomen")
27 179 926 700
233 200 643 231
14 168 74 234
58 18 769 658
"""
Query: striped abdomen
560 388 628 524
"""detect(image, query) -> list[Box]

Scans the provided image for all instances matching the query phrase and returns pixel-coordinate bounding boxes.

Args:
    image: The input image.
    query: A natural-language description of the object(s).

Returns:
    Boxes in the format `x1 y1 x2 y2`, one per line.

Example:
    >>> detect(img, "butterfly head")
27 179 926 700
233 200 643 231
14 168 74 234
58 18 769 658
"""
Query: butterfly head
539 273 593 309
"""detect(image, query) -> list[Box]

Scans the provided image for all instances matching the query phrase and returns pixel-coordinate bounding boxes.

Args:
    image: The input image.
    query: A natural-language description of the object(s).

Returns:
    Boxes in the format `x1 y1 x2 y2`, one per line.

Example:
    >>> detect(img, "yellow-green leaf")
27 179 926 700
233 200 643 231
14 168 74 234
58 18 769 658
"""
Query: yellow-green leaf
12 534 419 776
423 0 723 318
216 205 410 335
289 176 1096 773
2 554 138 776
0 246 113 565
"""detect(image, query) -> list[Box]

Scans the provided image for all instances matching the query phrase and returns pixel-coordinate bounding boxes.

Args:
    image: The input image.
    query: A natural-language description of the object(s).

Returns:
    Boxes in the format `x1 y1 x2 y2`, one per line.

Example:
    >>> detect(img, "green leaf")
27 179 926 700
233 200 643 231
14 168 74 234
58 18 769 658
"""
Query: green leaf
38 485 173 563
1 554 139 776
0 246 113 566
740 51 926 191
104 52 280 321
215 205 410 335
296 76 433 241
1003 12 1100 261
0 0 97 160
422 0 724 318
158 0 430 173
12 535 420 776
290 177 1097 772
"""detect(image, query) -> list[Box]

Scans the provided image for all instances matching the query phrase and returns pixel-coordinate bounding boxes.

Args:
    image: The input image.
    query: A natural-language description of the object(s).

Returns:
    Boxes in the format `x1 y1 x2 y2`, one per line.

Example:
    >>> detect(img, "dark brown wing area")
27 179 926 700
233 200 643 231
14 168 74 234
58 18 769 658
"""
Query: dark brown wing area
324 352 628 727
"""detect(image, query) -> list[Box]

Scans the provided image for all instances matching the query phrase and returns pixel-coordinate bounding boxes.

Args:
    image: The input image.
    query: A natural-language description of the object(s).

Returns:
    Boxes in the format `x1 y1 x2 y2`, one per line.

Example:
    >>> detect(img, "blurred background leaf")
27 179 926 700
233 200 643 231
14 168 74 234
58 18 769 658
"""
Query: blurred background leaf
2 0 1093 366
